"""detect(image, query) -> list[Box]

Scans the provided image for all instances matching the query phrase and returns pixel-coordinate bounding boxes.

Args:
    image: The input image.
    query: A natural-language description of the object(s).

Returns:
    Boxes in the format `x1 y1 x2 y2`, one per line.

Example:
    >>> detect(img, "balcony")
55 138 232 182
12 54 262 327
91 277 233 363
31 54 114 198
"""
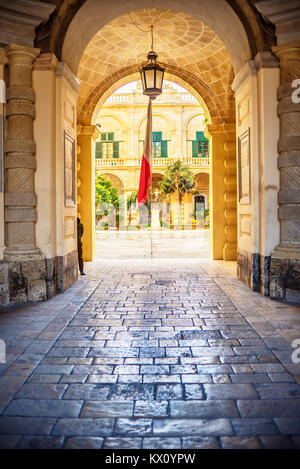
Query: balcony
95 157 209 170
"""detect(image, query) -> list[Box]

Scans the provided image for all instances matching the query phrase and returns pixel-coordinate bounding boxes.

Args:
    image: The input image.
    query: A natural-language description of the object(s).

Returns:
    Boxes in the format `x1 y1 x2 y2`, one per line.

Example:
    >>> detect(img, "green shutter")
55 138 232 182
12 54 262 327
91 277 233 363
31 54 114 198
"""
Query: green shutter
95 141 102 159
161 140 168 158
108 132 114 141
101 133 106 141
153 131 162 142
196 131 205 141
192 140 198 158
113 141 119 158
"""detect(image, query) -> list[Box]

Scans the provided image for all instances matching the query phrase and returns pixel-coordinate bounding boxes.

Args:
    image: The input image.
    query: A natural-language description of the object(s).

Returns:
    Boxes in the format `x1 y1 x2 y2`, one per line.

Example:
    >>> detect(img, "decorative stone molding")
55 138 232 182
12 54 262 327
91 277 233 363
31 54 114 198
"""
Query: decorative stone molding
56 62 80 95
33 53 59 72
0 0 55 47
254 1 300 45
231 60 257 93
254 51 279 70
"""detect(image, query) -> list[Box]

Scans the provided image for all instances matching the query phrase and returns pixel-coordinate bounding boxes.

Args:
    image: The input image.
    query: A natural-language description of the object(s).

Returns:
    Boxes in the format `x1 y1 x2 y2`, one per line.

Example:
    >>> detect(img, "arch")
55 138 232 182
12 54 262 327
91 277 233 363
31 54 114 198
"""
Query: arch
97 172 125 195
137 113 174 135
80 66 224 126
62 0 251 76
184 113 206 132
95 113 129 132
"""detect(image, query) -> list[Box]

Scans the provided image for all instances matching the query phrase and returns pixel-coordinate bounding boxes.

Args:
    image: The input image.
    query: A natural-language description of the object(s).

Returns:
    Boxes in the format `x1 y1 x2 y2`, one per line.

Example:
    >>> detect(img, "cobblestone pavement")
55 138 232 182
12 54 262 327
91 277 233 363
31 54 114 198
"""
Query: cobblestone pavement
0 259 300 449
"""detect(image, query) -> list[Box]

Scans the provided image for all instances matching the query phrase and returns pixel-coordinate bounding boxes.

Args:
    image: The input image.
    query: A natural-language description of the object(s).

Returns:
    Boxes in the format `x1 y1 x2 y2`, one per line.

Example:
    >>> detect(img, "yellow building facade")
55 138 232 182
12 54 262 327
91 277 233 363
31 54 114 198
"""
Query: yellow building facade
94 81 210 229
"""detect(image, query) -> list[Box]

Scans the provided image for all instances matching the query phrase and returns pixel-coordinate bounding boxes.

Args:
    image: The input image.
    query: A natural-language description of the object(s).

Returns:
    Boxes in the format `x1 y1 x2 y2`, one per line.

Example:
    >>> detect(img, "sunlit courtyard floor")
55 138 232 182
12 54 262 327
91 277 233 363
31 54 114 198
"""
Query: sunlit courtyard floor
0 256 300 449
95 229 210 259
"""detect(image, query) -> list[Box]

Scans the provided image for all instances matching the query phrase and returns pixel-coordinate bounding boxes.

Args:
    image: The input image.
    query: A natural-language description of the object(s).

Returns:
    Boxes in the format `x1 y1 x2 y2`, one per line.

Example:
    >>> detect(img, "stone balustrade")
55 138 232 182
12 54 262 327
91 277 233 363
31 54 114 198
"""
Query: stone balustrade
95 157 209 169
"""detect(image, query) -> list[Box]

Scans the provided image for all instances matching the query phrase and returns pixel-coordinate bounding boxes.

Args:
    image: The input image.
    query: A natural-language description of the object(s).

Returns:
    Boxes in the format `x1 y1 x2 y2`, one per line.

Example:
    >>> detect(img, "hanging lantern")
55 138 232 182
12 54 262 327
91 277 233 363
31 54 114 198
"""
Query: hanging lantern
139 26 165 100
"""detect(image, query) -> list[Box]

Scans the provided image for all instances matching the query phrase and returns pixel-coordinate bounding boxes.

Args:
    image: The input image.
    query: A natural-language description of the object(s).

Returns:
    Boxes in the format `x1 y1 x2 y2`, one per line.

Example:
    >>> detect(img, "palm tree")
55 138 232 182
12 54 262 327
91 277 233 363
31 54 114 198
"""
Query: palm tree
159 160 195 227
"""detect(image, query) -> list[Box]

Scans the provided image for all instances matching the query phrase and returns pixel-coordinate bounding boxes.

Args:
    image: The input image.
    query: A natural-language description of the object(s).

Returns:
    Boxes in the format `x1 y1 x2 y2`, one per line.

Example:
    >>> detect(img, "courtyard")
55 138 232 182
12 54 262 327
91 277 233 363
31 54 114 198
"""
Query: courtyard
0 256 299 449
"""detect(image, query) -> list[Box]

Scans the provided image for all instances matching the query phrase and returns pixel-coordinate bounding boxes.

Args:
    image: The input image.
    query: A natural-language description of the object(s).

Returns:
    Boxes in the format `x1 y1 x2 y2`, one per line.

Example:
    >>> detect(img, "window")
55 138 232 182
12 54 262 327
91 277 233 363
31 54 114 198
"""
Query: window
96 132 119 159
192 131 209 158
152 131 168 158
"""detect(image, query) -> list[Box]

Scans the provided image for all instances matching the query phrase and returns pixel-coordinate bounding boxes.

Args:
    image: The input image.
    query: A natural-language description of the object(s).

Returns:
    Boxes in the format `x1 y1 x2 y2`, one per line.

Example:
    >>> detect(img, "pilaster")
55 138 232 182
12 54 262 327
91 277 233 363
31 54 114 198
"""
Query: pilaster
77 124 99 261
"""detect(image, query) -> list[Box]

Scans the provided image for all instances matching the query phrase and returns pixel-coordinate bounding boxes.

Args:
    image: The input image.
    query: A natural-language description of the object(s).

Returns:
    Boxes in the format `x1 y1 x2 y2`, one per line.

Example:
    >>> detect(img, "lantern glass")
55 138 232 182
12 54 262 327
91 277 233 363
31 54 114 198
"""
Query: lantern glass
145 68 155 89
155 69 163 90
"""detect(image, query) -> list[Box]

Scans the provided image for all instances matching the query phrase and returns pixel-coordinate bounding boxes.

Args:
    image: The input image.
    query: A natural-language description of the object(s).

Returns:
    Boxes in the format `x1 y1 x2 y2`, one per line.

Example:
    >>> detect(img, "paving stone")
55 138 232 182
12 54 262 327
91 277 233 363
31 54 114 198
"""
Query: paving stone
1 258 300 445
170 365 197 374
143 374 180 383
47 347 90 358
220 436 262 449
274 418 300 435
114 418 152 436
63 384 110 400
238 399 300 418
170 400 238 418
103 437 142 449
250 363 286 373
140 365 170 375
203 384 258 400
64 437 104 449
153 418 233 436
73 365 114 375
52 418 114 436
88 348 139 358
109 384 155 401
181 437 220 449
231 418 279 436
17 436 65 449
4 399 83 417
118 375 143 383
165 347 192 357
230 373 270 384
220 356 258 364
60 374 88 383
259 435 296 449
0 435 22 449
33 365 74 375
15 383 67 399
81 401 134 418
156 384 183 400
263 338 292 351
134 401 168 417
269 373 295 383
196 365 232 374
255 383 300 399
0 416 56 435
181 374 212 384
143 438 181 449
124 358 153 365
231 364 253 373
184 384 204 400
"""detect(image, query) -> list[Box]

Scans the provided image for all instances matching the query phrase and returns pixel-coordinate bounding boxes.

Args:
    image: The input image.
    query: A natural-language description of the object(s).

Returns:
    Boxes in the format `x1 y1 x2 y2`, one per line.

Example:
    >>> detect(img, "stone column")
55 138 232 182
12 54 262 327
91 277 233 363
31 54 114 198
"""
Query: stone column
77 124 99 261
223 123 237 261
206 124 227 259
4 44 41 261
270 42 300 302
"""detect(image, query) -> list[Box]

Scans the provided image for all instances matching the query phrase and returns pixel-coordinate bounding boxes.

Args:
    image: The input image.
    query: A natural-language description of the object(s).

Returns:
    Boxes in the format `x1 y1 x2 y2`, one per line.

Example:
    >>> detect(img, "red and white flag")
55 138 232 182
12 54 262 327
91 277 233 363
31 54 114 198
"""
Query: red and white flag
138 98 152 207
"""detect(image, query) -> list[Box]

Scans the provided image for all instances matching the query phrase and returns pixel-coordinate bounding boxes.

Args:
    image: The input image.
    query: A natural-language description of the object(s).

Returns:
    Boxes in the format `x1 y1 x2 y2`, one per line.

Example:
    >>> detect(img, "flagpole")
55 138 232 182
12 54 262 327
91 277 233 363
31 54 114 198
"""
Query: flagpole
149 99 153 258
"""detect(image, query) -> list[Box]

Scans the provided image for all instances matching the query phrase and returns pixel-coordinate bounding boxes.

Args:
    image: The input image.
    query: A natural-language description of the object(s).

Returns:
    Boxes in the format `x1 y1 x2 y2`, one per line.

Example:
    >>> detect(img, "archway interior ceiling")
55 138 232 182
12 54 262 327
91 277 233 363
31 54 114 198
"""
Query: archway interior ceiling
77 8 235 124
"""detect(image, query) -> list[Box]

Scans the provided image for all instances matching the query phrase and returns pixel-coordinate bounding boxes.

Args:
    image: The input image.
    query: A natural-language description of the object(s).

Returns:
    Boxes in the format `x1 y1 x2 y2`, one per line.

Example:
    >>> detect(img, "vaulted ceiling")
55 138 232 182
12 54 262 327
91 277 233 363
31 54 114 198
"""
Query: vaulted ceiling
77 8 234 123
